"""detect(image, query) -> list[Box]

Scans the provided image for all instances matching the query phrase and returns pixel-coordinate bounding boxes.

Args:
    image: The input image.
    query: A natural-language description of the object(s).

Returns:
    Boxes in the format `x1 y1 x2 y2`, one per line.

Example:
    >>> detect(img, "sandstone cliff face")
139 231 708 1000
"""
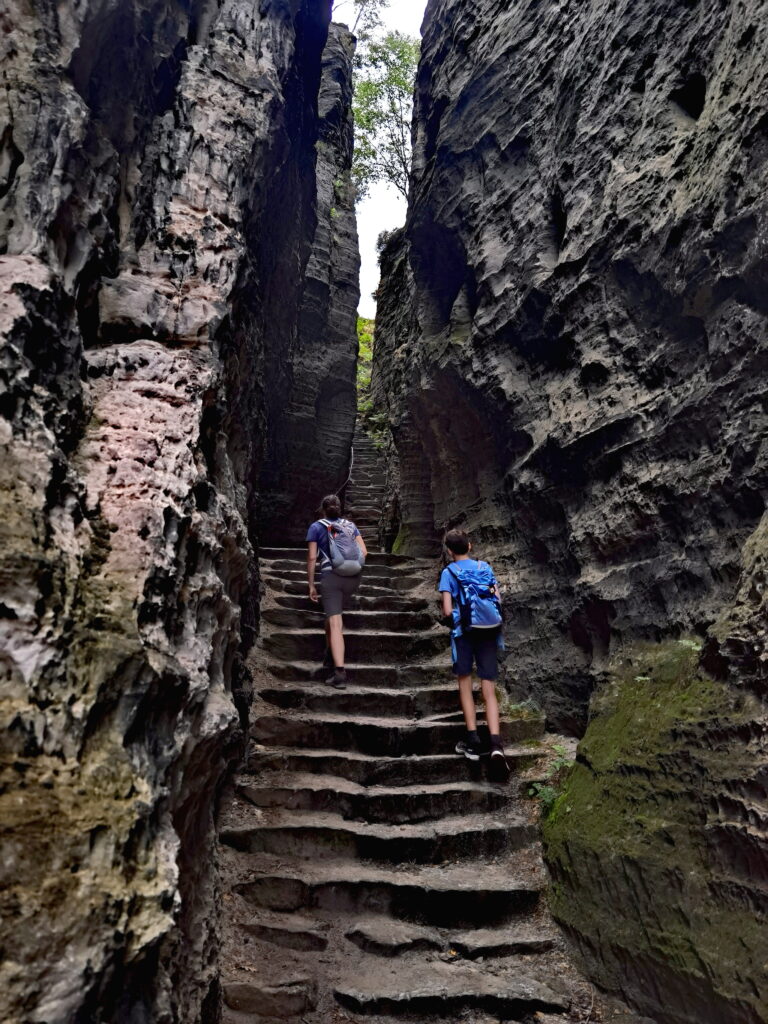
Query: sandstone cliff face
373 0 768 1020
0 2 356 1021
374 0 768 732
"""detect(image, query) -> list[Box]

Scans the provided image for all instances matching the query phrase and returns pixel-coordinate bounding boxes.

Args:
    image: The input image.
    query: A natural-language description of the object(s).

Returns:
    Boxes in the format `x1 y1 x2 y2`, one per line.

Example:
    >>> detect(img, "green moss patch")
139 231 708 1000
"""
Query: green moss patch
542 639 767 1021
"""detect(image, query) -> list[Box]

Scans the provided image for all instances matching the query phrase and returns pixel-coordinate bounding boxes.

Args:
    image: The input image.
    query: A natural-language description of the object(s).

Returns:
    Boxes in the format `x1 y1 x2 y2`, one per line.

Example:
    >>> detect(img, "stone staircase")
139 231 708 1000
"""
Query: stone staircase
217 430 638 1023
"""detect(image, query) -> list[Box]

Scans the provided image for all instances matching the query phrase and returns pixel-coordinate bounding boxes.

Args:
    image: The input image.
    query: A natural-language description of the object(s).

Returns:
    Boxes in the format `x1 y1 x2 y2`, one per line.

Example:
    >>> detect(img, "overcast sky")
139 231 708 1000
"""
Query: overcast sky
338 0 429 318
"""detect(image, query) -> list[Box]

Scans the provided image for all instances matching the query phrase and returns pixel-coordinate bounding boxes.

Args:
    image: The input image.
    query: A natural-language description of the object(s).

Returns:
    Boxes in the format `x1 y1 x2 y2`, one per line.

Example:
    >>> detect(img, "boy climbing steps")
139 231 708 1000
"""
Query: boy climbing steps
439 529 509 773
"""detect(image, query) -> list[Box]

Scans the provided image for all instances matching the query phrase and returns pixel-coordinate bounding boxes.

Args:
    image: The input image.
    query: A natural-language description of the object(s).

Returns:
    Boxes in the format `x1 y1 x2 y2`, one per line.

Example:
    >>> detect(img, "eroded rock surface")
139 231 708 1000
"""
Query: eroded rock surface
373 0 768 732
0 2 357 1021
373 1 768 1020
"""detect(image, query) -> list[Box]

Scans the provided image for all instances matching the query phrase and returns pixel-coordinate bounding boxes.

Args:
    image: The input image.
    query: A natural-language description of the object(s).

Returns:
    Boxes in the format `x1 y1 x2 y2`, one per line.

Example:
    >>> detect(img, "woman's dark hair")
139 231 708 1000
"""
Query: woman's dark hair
444 529 470 554
319 494 342 518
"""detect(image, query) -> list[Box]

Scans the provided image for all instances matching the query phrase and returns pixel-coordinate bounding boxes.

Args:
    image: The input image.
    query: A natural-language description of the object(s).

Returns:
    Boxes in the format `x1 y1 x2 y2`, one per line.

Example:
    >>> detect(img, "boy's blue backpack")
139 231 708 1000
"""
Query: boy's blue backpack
320 518 365 576
447 561 502 630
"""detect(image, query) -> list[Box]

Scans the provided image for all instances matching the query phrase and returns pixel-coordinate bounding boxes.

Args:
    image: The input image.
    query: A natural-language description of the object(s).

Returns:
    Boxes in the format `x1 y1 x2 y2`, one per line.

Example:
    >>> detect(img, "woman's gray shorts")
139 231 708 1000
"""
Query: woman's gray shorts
320 572 361 617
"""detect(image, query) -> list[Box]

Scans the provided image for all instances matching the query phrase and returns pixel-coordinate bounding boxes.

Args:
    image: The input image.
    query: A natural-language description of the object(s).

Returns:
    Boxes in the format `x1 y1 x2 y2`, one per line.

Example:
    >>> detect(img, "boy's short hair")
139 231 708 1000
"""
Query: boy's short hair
444 529 470 554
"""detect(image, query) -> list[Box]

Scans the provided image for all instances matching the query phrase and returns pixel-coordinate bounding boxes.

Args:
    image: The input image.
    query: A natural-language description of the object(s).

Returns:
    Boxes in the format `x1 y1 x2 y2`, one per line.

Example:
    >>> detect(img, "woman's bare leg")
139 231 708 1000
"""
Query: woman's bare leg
327 614 345 667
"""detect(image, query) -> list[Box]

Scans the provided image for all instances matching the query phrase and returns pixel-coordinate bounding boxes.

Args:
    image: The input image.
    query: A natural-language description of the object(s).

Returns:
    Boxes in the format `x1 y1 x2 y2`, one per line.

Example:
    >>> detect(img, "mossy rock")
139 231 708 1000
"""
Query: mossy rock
543 639 767 1024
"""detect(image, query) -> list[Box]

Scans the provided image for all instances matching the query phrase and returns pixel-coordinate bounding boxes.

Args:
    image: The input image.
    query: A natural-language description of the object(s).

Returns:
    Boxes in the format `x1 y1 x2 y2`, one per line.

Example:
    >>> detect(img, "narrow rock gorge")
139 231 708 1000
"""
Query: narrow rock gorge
3 0 767 1022
0 1 357 1020
373 1 767 1022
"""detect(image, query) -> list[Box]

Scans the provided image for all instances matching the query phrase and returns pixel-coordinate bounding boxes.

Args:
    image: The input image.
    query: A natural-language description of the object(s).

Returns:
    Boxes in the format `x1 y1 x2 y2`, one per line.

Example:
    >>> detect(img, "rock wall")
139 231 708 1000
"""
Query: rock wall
544 520 767 1023
373 0 768 732
373 0 768 1020
0 2 357 1021
258 24 360 545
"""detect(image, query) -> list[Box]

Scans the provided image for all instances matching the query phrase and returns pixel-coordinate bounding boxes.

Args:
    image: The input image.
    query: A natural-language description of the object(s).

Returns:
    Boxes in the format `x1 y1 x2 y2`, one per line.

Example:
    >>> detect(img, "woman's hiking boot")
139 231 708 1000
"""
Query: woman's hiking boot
326 667 347 689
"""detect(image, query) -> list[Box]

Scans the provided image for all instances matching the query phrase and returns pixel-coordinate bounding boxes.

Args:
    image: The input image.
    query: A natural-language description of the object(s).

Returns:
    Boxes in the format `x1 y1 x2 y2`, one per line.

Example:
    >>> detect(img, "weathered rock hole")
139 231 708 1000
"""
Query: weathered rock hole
579 361 610 388
0 125 24 200
670 72 707 120
550 186 567 254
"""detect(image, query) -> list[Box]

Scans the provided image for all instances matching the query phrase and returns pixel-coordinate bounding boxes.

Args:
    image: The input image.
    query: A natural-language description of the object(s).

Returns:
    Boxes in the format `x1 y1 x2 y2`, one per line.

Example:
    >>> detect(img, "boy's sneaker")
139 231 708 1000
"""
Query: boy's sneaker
489 736 510 777
326 668 347 690
455 736 483 761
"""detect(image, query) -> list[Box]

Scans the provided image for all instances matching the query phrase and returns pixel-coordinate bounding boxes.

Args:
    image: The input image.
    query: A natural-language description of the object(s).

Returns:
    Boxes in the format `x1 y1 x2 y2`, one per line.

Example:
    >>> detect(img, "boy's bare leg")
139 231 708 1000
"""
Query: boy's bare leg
480 678 500 735
457 674 477 731
328 614 345 667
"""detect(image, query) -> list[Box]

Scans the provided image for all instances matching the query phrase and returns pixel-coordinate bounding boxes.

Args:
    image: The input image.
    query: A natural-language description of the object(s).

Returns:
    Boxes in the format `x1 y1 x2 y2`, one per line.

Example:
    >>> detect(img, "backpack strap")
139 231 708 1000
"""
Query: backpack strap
446 564 468 600
446 565 471 629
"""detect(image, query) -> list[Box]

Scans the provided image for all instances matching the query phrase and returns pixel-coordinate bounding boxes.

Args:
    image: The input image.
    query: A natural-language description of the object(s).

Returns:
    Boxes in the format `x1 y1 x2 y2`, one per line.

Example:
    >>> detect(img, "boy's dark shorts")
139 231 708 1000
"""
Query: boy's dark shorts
452 627 500 680
320 572 361 617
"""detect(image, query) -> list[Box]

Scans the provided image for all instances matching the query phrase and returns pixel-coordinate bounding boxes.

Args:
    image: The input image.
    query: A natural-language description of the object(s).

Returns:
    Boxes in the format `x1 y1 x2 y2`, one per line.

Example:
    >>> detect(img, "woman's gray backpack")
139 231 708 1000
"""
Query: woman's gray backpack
320 518 365 576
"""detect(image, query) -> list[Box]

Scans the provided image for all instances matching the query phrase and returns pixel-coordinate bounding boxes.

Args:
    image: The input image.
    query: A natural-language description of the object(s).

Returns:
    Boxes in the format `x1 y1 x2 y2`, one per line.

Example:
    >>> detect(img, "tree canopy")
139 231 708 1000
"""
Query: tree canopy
332 0 390 48
351 30 420 201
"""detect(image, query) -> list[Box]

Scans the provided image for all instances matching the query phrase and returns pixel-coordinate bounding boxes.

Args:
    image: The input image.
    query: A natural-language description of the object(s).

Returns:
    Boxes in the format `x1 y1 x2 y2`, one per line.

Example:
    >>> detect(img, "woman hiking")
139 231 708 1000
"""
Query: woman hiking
306 494 367 689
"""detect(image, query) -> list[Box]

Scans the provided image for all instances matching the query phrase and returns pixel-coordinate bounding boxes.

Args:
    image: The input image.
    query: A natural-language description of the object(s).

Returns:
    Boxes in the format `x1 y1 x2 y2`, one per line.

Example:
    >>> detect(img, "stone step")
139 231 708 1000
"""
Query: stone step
263 571 421 593
350 494 385 504
333 961 569 1018
234 857 544 927
344 917 443 956
262 628 445 663
347 486 385 498
261 607 435 632
263 662 450 687
263 576 416 597
260 547 417 568
240 911 329 951
349 477 383 485
246 744 541 786
251 712 545 756
235 774 514 824
274 593 430 612
220 808 533 863
348 499 384 509
344 917 557 959
263 562 413 581
222 975 317 1018
449 924 558 959
256 682 458 719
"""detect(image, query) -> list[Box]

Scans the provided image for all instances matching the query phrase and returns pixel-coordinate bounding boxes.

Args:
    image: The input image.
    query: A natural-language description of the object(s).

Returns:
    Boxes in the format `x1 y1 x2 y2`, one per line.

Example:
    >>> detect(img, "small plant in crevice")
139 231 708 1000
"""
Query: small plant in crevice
498 694 543 721
528 743 575 818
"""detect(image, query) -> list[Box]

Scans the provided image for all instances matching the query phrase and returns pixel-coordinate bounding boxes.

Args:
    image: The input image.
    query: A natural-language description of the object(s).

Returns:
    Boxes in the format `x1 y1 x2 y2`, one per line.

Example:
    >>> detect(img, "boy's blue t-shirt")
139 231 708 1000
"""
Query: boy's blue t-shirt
306 517 361 574
439 558 499 628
